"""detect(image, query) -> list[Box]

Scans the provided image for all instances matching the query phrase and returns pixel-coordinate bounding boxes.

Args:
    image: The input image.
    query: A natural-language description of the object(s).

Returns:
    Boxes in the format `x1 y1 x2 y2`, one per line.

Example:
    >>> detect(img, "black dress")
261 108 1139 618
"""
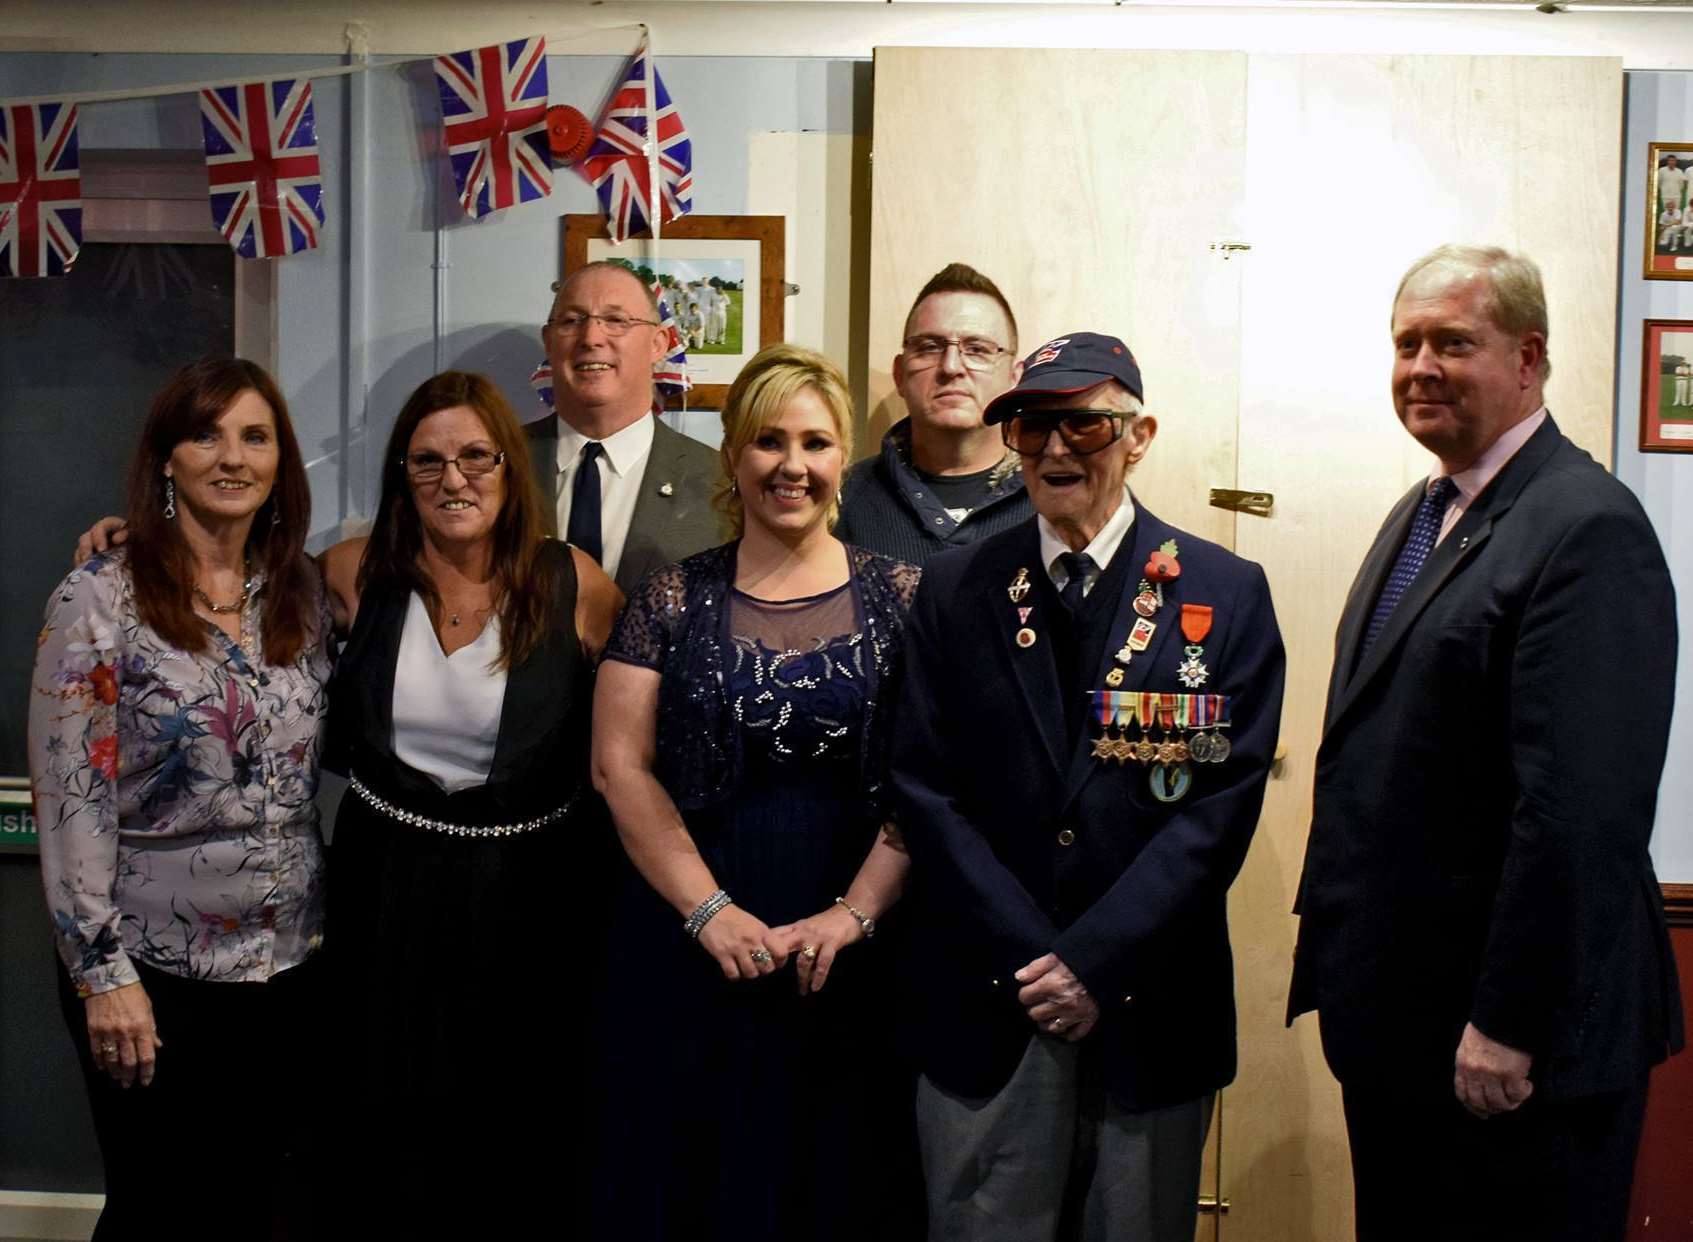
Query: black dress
324 541 607 1234
596 544 925 1242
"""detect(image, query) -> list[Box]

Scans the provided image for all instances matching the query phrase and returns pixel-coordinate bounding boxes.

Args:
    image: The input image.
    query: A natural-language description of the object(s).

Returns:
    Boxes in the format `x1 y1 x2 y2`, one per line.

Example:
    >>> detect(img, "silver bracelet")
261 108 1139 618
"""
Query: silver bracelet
836 896 876 939
684 889 732 939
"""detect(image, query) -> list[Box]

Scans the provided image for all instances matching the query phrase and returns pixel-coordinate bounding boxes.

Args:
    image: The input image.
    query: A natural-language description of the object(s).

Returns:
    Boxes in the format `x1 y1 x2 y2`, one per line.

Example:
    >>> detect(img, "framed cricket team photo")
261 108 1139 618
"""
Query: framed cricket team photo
1639 318 1693 452
561 213 785 408
1643 142 1693 280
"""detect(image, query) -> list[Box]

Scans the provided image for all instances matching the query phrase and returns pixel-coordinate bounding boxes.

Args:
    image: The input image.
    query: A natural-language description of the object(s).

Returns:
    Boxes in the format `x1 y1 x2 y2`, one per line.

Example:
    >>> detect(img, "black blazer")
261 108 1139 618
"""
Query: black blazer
1289 417 1684 1098
523 412 723 594
891 504 1286 1111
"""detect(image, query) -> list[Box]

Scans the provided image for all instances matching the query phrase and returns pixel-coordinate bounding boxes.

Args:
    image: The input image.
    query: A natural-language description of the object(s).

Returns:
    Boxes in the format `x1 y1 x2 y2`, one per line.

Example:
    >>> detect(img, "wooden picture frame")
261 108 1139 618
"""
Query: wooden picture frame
1643 141 1693 281
561 214 785 409
1639 318 1693 452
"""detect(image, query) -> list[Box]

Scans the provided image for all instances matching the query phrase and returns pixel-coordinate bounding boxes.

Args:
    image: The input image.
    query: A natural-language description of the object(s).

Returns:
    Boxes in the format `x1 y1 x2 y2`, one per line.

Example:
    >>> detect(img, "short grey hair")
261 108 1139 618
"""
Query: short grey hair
1393 244 1551 381
548 260 660 318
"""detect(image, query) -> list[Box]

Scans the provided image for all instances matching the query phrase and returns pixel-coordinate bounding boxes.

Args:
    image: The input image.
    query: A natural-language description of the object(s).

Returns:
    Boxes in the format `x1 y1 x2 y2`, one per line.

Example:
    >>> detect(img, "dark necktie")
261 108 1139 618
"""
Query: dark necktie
1058 552 1096 614
1360 476 1458 657
565 441 605 565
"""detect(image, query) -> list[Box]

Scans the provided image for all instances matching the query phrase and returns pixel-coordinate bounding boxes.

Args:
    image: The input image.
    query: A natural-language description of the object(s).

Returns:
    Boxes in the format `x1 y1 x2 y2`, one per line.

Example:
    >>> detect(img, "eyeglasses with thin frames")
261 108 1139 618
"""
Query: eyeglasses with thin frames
401 448 506 484
546 312 660 337
901 335 1014 372
1001 410 1129 457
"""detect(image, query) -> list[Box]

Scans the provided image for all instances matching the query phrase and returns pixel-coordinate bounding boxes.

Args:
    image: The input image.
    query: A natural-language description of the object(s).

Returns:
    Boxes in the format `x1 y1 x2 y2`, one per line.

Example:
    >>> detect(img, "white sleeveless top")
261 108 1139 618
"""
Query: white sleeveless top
391 592 507 793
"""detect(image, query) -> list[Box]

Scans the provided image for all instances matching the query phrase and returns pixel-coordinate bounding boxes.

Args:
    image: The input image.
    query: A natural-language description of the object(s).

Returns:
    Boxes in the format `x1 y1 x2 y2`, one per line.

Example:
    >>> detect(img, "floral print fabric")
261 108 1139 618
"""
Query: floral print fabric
29 551 332 996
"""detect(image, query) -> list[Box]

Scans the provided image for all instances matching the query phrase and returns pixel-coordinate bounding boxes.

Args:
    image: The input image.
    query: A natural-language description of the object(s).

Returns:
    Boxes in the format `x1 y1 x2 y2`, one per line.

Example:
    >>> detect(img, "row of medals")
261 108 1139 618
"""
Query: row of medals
1008 563 1229 803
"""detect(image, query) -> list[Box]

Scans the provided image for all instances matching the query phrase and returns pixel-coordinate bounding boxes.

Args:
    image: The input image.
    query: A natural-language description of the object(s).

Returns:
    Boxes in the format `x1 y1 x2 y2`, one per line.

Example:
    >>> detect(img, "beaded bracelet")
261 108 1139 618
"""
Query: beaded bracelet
684 889 733 939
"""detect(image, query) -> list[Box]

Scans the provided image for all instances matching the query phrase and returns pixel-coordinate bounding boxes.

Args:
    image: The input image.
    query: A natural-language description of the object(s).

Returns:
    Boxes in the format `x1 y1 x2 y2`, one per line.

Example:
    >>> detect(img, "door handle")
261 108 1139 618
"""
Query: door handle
1209 489 1273 517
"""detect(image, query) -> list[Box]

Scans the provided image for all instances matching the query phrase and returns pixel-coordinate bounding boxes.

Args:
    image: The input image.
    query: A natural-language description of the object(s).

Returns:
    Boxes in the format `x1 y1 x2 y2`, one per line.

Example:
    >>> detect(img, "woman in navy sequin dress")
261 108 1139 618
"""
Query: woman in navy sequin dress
593 344 923 1240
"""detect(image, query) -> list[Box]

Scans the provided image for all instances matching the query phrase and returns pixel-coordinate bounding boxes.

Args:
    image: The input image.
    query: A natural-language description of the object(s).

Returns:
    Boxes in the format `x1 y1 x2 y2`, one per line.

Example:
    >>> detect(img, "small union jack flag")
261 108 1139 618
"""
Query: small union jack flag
435 37 552 220
530 281 690 413
0 101 82 279
199 79 325 259
652 284 691 398
580 35 694 244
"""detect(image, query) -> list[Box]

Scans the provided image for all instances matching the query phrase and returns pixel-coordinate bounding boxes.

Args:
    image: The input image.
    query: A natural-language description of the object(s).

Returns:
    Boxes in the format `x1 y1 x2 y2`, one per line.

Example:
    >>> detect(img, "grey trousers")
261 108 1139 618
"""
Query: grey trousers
916 1035 1213 1242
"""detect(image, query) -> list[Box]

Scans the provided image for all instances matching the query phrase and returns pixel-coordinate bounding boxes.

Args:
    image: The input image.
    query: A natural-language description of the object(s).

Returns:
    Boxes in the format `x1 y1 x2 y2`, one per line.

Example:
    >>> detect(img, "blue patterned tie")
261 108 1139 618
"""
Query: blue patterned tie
1360 476 1458 657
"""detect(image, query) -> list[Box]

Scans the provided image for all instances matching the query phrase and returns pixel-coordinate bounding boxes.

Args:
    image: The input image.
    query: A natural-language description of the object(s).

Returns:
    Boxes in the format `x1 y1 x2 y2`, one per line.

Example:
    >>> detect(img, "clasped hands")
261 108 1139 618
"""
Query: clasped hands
696 902 866 995
1016 952 1100 1042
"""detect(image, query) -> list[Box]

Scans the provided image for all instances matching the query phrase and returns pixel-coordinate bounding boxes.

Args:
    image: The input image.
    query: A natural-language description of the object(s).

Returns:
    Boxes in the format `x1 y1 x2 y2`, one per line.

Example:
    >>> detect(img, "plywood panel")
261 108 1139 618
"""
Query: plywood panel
868 46 1248 544
1227 53 1624 1242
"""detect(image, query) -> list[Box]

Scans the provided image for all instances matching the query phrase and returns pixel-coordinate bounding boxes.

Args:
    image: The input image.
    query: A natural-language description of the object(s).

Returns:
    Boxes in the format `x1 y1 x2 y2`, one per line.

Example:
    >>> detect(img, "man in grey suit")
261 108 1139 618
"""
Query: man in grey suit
525 260 721 594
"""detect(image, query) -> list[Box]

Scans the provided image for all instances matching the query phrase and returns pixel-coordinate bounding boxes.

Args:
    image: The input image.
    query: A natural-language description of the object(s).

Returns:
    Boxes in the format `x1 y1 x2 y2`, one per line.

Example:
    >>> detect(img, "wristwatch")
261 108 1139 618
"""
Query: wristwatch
835 896 876 939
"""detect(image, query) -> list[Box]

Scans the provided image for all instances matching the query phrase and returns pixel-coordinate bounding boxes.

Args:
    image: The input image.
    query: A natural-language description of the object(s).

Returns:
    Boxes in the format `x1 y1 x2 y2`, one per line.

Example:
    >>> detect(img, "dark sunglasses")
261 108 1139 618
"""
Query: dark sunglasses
1000 410 1128 457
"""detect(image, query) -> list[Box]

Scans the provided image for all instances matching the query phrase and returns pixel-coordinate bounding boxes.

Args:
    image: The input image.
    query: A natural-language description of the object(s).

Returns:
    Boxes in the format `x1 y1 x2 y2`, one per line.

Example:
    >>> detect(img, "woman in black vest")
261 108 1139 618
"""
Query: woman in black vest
320 371 621 1235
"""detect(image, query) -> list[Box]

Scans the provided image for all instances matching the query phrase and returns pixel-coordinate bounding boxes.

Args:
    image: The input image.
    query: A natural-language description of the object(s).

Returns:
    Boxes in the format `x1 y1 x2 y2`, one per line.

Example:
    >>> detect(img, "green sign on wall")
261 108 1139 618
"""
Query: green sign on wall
0 780 37 854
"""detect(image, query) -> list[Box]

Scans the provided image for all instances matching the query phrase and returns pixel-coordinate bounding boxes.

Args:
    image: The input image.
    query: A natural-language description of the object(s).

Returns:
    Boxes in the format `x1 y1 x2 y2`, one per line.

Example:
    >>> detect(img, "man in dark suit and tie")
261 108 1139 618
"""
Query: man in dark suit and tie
525 260 721 593
1288 244 1682 1242
891 332 1285 1241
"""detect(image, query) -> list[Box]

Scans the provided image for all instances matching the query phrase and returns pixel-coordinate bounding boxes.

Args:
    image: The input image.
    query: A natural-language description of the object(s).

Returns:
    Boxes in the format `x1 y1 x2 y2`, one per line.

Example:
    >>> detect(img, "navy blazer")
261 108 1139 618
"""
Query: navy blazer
1289 416 1684 1098
891 503 1286 1111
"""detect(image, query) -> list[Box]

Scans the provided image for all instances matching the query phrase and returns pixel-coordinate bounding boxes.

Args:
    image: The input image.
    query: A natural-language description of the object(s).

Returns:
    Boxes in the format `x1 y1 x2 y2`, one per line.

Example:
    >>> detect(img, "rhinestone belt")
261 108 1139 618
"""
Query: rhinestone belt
348 773 577 838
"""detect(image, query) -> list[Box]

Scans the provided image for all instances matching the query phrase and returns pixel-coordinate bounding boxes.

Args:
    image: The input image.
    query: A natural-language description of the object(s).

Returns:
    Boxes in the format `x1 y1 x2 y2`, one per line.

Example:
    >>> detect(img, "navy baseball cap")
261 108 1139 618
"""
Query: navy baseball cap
982 331 1144 424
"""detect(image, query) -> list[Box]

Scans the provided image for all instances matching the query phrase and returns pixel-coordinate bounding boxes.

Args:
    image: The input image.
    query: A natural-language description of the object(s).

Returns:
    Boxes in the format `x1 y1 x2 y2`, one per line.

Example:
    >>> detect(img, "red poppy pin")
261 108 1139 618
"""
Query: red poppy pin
1144 539 1181 583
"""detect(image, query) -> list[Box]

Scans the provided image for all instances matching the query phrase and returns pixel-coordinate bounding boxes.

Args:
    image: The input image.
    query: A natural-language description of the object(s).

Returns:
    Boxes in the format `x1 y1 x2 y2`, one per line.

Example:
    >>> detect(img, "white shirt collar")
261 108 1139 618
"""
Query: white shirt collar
1037 486 1138 593
555 411 656 478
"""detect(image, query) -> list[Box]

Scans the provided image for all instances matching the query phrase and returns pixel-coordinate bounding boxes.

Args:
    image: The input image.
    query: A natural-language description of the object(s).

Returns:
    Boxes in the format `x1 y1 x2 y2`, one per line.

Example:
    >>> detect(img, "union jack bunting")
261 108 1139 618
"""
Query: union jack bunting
199 79 325 259
652 284 691 397
0 102 82 279
435 37 552 220
580 35 694 243
529 281 690 412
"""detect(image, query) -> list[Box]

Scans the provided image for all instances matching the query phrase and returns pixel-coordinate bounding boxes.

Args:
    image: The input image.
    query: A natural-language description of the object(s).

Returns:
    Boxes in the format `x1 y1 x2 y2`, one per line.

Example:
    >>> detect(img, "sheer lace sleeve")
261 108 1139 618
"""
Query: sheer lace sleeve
603 562 687 672
885 558 923 612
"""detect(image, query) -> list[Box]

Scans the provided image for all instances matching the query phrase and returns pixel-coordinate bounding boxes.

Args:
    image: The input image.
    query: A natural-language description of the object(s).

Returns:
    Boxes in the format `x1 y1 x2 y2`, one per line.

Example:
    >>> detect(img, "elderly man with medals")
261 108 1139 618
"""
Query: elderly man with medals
889 332 1286 1242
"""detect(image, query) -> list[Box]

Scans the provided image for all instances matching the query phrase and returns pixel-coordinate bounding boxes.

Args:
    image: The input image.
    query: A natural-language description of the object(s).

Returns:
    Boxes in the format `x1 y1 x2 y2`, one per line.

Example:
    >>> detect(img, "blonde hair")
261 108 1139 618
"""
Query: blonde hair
715 343 855 537
1394 244 1551 381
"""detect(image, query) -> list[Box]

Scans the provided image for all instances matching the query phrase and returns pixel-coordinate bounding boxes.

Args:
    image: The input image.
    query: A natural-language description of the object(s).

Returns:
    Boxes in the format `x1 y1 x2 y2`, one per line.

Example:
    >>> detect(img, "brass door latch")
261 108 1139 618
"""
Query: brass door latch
1209 489 1274 517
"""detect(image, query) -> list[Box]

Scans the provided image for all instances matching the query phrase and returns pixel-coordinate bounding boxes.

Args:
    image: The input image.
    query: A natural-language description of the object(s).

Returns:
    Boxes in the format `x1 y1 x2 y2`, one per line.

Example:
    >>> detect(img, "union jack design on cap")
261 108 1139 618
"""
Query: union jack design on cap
982 331 1145 424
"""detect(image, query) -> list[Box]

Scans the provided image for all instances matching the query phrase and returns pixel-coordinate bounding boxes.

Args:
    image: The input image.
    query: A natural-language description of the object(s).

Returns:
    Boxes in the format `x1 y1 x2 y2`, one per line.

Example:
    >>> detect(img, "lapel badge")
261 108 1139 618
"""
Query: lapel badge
1127 617 1156 652
1105 667 1125 688
1016 627 1038 649
1017 606 1033 624
1008 568 1031 603
659 482 675 497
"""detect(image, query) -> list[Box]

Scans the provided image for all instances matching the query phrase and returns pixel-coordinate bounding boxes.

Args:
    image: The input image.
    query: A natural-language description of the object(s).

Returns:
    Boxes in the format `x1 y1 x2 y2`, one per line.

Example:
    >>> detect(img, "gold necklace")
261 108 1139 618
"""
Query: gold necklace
194 559 253 614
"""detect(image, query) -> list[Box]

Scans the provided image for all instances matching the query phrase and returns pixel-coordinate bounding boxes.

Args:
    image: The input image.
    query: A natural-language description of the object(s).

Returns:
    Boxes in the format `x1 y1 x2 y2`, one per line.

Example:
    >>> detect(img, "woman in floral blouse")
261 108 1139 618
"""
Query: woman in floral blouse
29 357 331 1240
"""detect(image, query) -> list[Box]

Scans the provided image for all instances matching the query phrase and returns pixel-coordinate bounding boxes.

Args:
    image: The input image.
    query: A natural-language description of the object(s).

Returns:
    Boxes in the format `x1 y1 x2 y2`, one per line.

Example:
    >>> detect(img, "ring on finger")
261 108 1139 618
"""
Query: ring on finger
100 1042 119 1058
750 948 773 965
800 944 818 960
1050 1018 1065 1031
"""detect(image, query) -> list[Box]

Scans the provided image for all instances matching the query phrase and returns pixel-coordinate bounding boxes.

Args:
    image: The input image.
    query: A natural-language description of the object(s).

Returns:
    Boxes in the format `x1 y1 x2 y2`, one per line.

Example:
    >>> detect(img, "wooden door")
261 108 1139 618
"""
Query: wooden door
869 46 1621 1241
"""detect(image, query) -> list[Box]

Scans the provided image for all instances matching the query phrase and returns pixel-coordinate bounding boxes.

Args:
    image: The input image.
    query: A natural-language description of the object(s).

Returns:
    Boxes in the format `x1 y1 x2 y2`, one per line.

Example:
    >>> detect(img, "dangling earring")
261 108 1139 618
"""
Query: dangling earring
163 477 177 520
730 478 739 496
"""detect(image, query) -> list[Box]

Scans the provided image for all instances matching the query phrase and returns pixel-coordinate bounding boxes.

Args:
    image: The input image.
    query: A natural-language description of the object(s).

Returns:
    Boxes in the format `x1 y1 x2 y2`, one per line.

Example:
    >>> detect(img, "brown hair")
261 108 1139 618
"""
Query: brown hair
358 371 556 669
714 344 855 537
124 358 316 665
902 262 1019 350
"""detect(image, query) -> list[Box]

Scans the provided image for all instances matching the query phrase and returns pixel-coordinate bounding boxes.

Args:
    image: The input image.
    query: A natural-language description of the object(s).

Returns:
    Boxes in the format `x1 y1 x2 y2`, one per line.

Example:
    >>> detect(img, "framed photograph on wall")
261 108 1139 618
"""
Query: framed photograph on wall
561 214 785 409
1640 319 1693 452
1643 142 1693 281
